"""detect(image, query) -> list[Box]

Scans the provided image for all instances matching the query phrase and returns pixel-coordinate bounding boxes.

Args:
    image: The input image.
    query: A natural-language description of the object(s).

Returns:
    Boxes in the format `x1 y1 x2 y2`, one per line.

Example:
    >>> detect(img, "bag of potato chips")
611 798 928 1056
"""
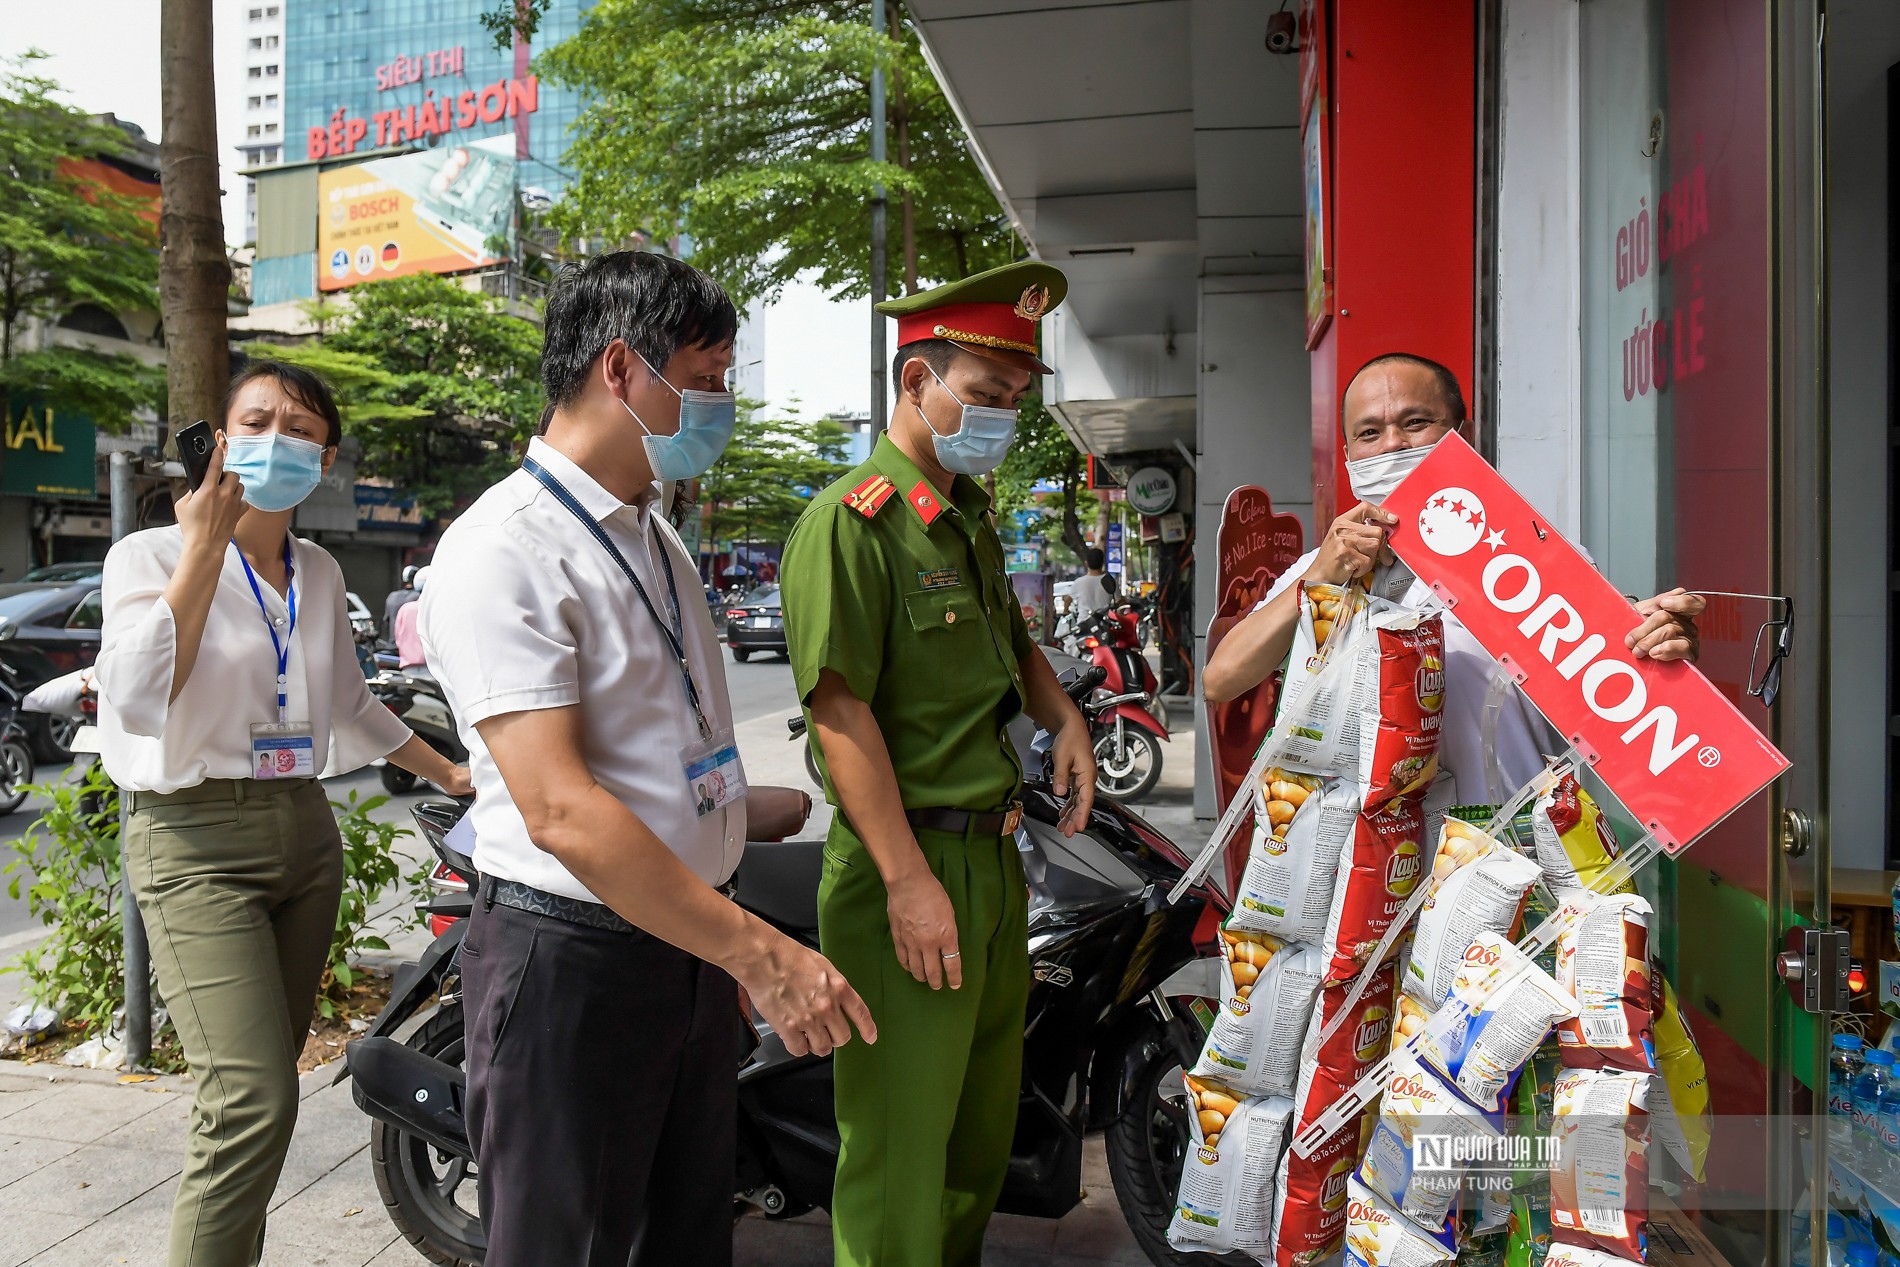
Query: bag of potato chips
1418 933 1579 1113
1193 930 1325 1097
1548 1069 1650 1262
1320 797 1427 986
1403 821 1540 1008
1344 1178 1458 1267
1553 894 1655 1073
1530 774 1633 899
1167 1080 1292 1259
1358 1052 1502 1233
1232 778 1362 944
1649 977 1711 1181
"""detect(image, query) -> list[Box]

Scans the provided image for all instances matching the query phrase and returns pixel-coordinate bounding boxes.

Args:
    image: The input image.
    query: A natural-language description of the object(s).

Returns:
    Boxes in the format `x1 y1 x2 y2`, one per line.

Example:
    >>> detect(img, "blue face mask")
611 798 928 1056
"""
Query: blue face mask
621 352 739 481
922 362 1017 476
222 432 326 512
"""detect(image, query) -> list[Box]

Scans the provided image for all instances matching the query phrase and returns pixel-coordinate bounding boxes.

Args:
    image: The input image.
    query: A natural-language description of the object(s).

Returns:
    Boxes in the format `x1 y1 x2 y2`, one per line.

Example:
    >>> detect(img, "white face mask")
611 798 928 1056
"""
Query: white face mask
1345 442 1435 505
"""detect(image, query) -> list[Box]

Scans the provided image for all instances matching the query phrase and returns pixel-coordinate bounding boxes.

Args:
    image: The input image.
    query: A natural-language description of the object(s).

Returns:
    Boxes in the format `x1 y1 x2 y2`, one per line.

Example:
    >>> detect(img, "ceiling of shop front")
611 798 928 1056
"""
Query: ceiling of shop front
909 0 1305 339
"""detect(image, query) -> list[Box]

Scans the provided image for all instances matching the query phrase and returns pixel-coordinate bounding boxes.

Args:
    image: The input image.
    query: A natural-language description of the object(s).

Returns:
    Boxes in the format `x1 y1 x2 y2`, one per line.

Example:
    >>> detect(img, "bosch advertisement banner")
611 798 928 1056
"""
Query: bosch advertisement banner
316 136 515 291
1381 434 1789 853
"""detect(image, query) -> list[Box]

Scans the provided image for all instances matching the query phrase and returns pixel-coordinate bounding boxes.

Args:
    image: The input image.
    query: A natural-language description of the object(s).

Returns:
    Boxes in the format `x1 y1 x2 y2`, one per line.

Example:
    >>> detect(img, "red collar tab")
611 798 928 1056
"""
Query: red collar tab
907 481 945 526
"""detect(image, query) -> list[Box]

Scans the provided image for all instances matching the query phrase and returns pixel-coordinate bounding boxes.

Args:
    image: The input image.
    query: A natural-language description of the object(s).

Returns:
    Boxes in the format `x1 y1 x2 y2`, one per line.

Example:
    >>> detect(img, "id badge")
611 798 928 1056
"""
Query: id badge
250 722 316 780
680 730 747 818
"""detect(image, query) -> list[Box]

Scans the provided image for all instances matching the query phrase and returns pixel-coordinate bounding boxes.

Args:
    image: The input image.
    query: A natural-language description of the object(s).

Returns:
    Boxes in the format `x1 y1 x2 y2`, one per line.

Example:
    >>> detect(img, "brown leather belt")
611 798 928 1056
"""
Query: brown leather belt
905 803 1024 838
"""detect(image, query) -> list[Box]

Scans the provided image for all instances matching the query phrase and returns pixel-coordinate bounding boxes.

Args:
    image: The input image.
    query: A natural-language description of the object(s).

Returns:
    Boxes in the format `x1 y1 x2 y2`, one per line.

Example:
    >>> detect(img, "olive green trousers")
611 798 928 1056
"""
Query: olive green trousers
819 819 1029 1267
124 777 341 1267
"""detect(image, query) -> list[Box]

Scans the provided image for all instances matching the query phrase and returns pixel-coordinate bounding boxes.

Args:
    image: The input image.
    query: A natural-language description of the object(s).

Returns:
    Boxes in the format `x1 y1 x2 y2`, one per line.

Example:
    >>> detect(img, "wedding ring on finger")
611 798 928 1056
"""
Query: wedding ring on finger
942 951 961 960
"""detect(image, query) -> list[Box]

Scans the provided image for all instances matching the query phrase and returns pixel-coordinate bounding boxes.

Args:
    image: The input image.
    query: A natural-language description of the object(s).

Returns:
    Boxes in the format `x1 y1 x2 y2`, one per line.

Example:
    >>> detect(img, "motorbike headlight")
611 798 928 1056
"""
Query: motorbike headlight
0 621 17 641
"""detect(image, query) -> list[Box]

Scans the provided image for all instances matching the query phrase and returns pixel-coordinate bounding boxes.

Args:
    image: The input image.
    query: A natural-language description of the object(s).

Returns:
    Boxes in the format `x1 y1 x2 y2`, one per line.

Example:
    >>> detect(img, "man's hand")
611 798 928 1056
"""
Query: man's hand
887 866 962 990
436 766 475 798
1627 588 1705 662
736 939 877 1057
1305 502 1397 585
1049 717 1097 837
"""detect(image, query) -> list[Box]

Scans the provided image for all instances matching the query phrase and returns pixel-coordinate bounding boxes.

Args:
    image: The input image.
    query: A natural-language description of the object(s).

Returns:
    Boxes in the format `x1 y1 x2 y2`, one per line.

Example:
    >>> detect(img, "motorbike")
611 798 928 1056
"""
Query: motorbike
1076 606 1170 802
368 668 468 795
0 676 36 816
342 665 1231 1267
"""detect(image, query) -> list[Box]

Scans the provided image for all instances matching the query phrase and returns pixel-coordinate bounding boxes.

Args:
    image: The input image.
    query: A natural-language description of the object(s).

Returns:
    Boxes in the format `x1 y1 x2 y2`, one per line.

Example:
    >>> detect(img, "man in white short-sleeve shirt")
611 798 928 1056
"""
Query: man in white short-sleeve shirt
1204 352 1707 804
420 251 873 1267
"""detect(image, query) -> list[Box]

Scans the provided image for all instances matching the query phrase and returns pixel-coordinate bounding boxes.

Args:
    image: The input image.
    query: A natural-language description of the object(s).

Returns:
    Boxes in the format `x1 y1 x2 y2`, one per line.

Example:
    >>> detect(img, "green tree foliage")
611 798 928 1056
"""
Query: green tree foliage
701 410 852 550
0 54 163 436
250 273 543 518
499 0 1014 306
994 392 1093 565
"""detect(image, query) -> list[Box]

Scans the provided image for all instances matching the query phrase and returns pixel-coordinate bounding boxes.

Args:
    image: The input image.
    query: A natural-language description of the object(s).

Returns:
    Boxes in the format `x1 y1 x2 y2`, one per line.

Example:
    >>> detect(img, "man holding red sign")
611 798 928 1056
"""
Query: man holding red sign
1204 352 1706 805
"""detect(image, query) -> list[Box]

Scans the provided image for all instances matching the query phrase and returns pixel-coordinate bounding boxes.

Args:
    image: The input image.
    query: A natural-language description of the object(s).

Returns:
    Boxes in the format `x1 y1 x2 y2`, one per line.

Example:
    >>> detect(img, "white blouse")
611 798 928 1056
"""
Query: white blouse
95 525 412 793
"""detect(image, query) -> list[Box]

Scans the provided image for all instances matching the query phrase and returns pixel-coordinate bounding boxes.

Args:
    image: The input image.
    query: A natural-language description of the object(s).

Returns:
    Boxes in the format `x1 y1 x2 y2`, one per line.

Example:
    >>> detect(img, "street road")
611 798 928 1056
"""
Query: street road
0 650 806 953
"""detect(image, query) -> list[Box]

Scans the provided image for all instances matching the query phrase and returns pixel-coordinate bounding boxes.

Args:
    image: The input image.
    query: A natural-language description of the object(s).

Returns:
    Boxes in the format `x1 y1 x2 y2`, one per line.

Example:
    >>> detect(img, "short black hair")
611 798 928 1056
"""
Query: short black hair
1085 547 1105 570
1343 352 1468 426
222 360 343 448
541 251 739 408
536 400 556 437
891 339 962 393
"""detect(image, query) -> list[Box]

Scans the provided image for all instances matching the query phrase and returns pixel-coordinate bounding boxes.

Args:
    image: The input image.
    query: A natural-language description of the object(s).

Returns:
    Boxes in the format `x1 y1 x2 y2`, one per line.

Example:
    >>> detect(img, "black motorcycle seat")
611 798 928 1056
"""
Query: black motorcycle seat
403 666 438 687
733 838 824 936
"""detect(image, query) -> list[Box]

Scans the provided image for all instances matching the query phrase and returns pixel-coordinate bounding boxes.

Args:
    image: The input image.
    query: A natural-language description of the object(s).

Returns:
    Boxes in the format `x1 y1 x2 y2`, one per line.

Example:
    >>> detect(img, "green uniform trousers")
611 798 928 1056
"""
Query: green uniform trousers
124 777 342 1267
820 818 1030 1267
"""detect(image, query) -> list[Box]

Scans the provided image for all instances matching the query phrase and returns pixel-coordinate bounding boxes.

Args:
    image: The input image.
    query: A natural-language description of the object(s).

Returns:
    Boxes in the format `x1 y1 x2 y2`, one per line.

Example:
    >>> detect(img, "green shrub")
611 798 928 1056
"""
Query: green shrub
322 791 411 1018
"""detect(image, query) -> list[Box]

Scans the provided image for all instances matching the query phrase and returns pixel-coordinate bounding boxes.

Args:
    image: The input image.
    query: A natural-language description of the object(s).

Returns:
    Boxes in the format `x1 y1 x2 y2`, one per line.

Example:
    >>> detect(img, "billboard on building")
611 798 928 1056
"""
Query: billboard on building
316 136 515 291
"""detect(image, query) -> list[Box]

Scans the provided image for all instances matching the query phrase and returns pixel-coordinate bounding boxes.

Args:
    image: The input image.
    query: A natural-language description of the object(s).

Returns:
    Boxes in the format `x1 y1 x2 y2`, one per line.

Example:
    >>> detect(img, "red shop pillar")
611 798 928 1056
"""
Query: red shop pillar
1304 0 1477 526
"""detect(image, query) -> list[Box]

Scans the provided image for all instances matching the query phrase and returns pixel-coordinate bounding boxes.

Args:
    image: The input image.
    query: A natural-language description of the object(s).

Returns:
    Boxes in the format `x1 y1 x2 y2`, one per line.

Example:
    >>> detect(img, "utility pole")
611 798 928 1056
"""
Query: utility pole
109 451 150 1071
159 0 232 436
869 0 889 425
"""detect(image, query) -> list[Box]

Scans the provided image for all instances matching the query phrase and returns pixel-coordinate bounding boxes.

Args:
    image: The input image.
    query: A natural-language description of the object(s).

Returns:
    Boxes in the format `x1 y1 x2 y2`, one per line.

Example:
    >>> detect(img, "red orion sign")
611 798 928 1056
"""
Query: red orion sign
1382 433 1788 853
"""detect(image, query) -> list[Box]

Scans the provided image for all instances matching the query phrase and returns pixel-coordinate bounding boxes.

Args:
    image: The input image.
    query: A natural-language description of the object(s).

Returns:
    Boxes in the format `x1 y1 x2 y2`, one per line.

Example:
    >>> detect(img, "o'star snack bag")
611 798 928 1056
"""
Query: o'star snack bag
1419 933 1578 1113
1548 1069 1650 1262
1344 1178 1458 1267
1530 774 1633 899
1273 1114 1362 1267
1193 931 1324 1097
1167 1080 1292 1258
1543 1245 1642 1267
1358 1052 1502 1233
1233 779 1361 944
1391 989 1433 1057
1554 895 1656 1073
1320 797 1427 985
1404 821 1540 1008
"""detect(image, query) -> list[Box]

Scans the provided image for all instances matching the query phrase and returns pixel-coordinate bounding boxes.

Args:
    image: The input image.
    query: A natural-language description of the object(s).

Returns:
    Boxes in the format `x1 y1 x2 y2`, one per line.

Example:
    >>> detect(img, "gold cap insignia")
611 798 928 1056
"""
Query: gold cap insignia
1014 285 1052 322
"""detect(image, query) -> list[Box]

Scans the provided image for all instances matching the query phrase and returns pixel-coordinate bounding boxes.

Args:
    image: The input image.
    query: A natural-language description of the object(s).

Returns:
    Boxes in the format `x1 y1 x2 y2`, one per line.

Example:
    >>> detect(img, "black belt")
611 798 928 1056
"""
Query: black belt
482 876 739 934
905 803 1023 838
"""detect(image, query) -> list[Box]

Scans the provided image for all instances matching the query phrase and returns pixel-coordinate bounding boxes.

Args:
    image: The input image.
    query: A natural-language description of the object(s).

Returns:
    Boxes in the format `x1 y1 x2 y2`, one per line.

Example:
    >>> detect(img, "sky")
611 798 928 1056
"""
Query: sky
3 0 871 421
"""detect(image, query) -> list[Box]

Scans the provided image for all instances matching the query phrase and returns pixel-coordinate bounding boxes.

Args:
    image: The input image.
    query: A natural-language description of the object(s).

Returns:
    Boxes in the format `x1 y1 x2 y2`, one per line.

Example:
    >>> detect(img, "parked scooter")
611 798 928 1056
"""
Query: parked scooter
1075 606 1170 802
343 665 1230 1267
368 669 468 795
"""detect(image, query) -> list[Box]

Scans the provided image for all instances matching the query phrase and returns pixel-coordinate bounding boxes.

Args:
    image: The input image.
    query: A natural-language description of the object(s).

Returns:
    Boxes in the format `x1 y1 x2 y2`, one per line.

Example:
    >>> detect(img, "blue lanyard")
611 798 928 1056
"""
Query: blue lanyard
236 538 297 724
521 456 712 740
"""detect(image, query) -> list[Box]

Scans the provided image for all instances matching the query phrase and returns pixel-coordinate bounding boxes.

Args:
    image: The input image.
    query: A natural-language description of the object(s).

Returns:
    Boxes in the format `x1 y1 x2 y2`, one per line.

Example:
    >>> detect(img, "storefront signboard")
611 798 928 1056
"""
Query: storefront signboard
1299 0 1333 348
1105 521 1124 575
1010 571 1053 646
355 484 425 533
3 400 97 499
1126 466 1177 515
1382 433 1788 854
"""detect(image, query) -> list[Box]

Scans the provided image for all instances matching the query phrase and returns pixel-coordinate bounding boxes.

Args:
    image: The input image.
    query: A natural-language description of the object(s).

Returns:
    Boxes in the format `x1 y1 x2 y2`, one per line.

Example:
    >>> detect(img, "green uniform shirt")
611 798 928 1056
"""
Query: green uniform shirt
782 434 1034 812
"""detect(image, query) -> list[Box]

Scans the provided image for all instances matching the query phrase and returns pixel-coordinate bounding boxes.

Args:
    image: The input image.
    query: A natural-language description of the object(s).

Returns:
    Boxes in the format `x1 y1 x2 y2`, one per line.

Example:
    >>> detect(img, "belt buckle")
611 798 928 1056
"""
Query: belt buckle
1002 803 1023 835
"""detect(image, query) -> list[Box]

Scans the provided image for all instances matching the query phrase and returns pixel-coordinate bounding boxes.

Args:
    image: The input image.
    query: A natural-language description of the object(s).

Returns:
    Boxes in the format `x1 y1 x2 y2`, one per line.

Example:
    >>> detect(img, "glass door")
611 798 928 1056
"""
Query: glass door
1577 2 1830 1263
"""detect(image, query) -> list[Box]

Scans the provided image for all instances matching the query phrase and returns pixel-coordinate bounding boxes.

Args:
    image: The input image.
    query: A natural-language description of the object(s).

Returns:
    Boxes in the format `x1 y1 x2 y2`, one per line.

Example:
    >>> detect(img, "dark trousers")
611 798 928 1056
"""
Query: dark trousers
462 894 741 1267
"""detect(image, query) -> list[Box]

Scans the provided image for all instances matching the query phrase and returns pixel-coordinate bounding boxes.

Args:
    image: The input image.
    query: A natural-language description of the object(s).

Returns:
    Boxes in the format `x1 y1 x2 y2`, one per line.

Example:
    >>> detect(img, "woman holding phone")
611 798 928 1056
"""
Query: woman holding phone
95 361 471 1267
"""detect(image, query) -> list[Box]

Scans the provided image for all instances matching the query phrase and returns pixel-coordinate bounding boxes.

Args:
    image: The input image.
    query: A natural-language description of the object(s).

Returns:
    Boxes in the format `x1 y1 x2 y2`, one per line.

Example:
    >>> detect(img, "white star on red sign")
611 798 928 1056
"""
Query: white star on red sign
1484 529 1506 550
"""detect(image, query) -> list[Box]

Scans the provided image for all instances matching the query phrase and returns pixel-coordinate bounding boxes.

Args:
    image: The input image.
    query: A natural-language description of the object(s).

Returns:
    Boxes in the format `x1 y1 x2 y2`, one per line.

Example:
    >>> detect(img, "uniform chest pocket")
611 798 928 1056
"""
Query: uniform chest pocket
898 588 988 698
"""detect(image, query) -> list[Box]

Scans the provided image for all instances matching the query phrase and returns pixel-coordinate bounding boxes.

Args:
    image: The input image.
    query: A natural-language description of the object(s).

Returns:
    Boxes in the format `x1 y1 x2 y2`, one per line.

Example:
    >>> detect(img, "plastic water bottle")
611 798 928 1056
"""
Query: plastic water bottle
1855 1052 1896 1169
1833 1034 1867 1151
1827 1214 1850 1267
1848 1241 1879 1267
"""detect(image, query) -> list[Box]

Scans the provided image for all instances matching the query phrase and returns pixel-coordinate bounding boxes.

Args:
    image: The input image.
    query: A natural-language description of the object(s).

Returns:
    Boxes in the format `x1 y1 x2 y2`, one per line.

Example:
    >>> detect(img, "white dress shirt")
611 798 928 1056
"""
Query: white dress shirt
1256 548 1558 805
419 438 745 903
95 526 412 793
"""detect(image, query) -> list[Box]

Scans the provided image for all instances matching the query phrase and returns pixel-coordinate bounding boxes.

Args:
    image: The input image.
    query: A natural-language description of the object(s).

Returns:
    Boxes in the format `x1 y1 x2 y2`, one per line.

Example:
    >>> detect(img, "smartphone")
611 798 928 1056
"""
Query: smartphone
176 421 215 491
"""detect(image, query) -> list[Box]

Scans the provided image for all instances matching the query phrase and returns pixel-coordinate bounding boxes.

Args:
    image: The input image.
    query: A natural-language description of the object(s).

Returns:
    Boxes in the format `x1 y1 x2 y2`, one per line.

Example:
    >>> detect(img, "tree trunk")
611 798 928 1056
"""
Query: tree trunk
891 5 918 294
1058 452 1088 561
159 0 231 446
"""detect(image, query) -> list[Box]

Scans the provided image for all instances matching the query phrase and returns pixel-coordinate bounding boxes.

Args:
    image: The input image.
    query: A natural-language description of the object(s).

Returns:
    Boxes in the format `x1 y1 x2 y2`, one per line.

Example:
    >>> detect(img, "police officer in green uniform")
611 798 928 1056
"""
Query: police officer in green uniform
781 260 1098 1267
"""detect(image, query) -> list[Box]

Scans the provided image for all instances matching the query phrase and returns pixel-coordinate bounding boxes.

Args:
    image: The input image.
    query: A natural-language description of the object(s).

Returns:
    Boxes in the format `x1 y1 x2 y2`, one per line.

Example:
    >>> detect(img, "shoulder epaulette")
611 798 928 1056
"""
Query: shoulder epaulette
843 475 897 518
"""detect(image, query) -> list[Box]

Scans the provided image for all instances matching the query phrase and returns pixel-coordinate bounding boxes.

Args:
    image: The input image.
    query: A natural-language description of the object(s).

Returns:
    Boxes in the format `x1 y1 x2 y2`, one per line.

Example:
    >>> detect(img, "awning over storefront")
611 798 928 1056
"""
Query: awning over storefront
910 0 1303 457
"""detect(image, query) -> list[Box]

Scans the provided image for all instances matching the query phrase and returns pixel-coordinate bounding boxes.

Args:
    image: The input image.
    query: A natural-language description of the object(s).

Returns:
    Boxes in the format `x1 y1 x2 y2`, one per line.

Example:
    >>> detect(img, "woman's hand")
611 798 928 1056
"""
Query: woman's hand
175 439 248 556
436 766 475 798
